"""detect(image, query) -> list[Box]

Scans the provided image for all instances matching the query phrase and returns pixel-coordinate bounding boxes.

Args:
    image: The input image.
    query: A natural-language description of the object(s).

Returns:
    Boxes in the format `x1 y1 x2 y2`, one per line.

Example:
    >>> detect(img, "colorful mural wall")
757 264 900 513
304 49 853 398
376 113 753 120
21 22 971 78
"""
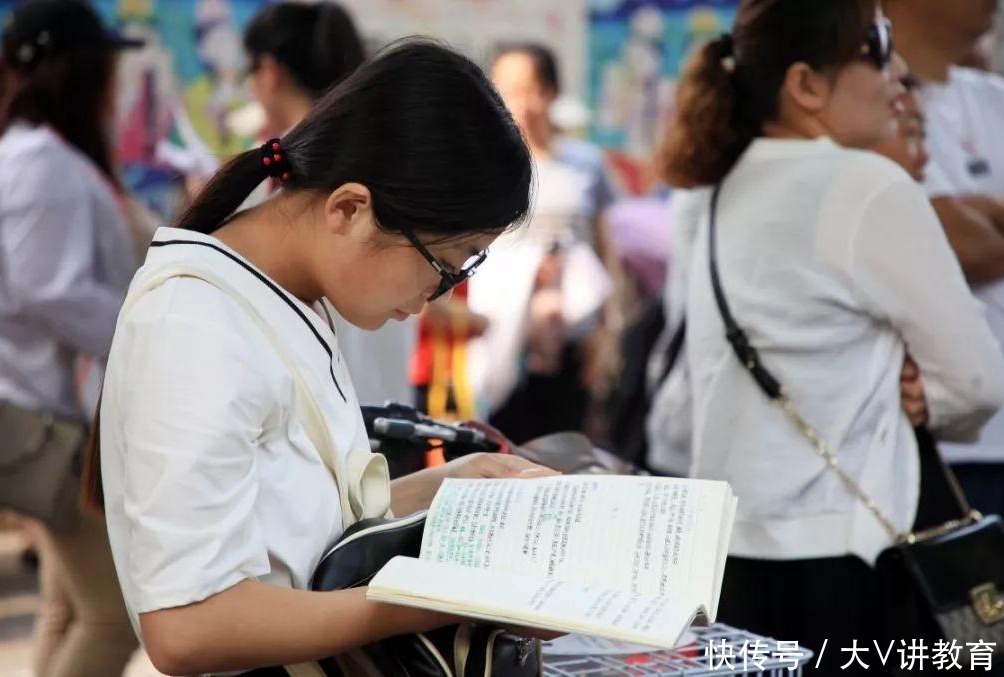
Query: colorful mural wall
587 0 738 194
0 0 739 213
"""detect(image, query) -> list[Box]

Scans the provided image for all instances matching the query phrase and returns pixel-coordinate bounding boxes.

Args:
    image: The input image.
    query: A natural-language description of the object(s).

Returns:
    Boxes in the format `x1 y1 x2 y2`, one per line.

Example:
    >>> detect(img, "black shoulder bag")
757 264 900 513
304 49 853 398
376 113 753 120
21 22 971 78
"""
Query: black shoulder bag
309 512 542 677
706 183 1003 664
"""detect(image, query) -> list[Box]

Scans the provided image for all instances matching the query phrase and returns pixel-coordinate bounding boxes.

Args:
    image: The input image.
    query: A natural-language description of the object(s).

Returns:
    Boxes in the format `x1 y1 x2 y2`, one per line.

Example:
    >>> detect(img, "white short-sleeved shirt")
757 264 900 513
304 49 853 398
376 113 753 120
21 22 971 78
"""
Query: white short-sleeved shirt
100 227 387 639
687 138 1004 564
921 66 1004 463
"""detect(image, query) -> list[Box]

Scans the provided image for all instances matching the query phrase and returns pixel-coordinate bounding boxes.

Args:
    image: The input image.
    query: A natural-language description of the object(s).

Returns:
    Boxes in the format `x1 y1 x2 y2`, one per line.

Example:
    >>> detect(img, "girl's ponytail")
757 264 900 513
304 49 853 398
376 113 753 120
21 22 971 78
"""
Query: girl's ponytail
659 34 755 188
174 149 266 233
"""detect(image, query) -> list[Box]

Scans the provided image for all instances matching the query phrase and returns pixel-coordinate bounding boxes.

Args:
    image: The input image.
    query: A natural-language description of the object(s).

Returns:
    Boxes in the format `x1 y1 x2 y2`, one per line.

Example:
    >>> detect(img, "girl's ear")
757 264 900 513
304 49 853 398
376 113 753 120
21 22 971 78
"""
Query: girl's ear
323 182 373 235
780 61 831 117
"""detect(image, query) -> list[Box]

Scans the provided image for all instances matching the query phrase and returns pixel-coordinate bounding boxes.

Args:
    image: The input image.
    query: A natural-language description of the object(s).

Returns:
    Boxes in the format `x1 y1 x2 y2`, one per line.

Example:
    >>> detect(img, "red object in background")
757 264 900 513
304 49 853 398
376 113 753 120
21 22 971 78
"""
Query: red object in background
605 149 653 196
409 281 470 387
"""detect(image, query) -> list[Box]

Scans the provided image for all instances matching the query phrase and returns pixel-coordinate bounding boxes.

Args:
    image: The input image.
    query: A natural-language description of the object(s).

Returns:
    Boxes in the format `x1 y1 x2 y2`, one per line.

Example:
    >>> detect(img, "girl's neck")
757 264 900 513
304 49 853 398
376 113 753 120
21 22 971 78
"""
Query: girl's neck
213 196 324 305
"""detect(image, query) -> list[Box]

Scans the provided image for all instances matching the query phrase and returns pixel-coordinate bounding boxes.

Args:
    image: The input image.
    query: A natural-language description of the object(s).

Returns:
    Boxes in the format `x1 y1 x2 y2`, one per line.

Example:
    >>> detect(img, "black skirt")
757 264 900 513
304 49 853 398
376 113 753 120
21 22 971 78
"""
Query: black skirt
718 553 886 675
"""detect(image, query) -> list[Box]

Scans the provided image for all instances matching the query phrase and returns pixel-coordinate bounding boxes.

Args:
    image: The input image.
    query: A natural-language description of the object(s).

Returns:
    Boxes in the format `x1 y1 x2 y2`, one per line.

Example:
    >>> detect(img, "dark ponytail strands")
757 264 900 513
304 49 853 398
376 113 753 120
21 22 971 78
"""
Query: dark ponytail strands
660 34 749 188
243 1 364 99
174 148 265 234
309 3 365 96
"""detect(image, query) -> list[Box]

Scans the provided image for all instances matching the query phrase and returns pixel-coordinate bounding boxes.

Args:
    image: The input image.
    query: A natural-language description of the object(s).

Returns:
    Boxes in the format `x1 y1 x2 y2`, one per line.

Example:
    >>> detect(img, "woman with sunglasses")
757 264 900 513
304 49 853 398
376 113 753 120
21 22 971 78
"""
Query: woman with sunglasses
83 41 556 676
660 0 1003 670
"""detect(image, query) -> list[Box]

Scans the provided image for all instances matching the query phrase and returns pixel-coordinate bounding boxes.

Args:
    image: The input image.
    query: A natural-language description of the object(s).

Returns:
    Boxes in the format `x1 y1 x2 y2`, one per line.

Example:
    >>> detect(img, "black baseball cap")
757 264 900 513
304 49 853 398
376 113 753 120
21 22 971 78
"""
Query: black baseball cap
2 0 144 68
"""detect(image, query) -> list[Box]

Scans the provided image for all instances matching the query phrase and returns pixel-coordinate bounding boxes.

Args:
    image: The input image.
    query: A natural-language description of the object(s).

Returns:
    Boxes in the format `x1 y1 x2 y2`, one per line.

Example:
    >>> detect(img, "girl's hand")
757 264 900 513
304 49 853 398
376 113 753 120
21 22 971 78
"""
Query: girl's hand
901 356 929 427
440 452 559 481
391 452 558 515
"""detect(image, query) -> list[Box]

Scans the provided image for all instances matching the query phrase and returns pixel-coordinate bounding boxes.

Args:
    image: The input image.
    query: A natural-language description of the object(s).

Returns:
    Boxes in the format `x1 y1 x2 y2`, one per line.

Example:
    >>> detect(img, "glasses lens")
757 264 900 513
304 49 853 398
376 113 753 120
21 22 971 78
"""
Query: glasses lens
868 21 892 69
459 250 488 276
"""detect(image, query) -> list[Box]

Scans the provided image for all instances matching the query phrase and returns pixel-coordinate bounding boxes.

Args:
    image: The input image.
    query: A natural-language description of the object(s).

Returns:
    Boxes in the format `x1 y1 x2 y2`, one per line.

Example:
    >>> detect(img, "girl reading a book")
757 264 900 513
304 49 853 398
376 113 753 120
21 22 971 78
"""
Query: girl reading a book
660 0 1004 671
83 41 557 676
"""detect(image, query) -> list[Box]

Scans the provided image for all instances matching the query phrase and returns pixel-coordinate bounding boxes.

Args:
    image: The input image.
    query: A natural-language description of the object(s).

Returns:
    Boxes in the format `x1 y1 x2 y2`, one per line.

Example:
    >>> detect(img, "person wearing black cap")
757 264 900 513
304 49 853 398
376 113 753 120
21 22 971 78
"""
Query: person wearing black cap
0 1 143 675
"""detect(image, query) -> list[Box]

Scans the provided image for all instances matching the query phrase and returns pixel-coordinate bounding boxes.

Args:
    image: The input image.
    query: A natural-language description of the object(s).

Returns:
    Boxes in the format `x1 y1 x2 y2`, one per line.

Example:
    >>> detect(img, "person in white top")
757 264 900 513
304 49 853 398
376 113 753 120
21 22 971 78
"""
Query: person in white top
659 0 1003 669
885 0 1004 519
88 41 556 676
0 2 144 675
647 73 930 478
471 44 618 443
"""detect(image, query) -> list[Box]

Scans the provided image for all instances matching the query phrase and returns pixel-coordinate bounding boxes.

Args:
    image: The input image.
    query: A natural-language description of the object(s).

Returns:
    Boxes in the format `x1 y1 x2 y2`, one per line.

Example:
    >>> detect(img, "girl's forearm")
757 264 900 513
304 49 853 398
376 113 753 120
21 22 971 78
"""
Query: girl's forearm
140 580 455 675
390 465 445 515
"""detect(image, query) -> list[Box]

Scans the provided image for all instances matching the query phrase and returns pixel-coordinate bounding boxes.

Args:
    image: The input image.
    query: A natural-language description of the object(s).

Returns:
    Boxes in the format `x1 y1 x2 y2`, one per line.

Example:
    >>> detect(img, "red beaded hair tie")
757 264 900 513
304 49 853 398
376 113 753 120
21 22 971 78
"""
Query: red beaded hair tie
260 138 292 184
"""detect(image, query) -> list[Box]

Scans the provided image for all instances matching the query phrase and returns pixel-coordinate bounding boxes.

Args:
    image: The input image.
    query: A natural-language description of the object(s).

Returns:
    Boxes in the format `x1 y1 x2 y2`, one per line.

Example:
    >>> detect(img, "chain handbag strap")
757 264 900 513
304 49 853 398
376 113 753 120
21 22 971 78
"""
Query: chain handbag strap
706 183 980 545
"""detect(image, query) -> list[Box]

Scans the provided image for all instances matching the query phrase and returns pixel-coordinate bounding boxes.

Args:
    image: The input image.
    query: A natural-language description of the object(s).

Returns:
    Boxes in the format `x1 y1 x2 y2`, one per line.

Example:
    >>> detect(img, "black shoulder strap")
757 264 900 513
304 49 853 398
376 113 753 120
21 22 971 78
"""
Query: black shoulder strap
657 317 687 387
707 184 782 399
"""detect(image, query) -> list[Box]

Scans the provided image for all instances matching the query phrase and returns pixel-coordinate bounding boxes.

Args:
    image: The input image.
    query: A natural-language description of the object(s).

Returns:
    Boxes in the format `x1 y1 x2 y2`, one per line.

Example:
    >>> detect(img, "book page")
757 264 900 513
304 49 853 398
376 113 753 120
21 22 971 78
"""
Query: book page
368 556 698 650
420 476 731 611
710 494 738 619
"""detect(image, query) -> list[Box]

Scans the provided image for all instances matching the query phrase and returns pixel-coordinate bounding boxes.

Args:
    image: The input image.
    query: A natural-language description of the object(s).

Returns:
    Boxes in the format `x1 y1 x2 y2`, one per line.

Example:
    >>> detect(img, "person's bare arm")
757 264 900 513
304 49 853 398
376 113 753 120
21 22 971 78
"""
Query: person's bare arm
591 215 632 321
143 453 560 675
389 452 558 516
957 194 1004 233
140 582 454 676
419 296 489 337
932 196 1004 286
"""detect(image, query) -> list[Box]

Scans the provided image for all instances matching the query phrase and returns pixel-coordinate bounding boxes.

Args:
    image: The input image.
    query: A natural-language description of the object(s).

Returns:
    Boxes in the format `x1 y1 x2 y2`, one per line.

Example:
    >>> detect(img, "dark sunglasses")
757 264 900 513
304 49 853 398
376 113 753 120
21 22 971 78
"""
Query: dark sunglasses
401 229 488 302
861 19 894 70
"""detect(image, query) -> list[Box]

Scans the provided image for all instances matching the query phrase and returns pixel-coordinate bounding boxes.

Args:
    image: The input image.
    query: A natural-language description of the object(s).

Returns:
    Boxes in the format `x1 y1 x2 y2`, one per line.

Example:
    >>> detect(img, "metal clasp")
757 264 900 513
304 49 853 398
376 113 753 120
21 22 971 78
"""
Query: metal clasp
515 638 534 666
971 583 1004 626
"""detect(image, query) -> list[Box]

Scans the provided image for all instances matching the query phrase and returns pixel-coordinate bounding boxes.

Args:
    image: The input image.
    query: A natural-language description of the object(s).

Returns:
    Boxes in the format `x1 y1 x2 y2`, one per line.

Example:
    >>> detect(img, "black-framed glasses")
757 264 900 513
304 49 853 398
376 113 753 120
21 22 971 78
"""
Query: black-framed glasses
860 19 893 70
401 229 488 301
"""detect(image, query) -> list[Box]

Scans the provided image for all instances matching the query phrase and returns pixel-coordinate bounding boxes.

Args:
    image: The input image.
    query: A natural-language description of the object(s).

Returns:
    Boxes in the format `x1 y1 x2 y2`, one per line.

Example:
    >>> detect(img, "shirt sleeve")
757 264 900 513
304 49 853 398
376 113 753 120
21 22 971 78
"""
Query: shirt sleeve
848 175 1004 441
0 146 126 357
115 297 275 613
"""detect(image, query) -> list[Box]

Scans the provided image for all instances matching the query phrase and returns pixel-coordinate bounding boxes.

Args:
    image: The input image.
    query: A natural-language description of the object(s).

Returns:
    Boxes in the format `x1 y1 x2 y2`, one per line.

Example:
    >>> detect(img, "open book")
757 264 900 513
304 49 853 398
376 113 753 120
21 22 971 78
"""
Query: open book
367 475 737 649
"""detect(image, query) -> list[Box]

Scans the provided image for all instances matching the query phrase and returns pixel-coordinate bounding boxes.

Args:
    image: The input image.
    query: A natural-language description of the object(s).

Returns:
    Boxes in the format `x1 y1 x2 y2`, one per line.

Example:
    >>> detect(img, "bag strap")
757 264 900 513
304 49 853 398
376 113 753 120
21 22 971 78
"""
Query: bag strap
705 183 980 544
656 317 687 388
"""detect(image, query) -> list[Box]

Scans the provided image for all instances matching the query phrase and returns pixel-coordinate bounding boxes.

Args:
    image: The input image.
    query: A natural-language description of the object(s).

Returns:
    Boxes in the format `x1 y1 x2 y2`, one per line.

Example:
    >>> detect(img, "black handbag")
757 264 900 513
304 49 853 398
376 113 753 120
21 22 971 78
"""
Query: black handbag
874 429 1004 667
705 183 1003 661
309 511 542 677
